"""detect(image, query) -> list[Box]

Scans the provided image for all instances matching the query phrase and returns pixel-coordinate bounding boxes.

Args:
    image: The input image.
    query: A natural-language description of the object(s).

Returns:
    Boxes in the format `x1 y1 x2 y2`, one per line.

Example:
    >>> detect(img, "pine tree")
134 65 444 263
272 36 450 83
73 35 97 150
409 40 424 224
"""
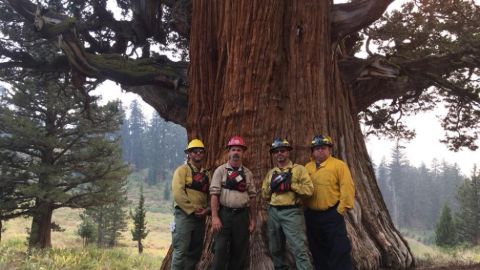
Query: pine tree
435 203 457 247
119 107 132 167
455 166 480 245
377 157 394 217
439 161 463 209
131 185 149 253
0 74 130 248
105 194 129 247
85 188 128 248
77 211 96 247
127 100 147 170
388 143 407 227
145 113 166 185
416 163 436 229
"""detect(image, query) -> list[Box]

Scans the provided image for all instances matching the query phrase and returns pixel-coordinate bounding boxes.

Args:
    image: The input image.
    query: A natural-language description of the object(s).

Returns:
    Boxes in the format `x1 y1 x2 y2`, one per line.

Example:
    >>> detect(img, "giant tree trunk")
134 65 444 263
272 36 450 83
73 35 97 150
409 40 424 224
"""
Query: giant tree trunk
161 1 413 269
28 201 54 248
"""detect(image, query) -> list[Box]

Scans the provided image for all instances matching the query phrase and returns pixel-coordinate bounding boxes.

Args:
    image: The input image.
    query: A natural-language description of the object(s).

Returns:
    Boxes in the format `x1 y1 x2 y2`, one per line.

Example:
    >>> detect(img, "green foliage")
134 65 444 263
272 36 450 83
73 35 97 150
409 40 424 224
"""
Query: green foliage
76 211 96 247
0 72 130 247
435 203 457 247
365 1 480 150
120 103 186 185
376 145 464 230
130 185 149 253
455 166 480 245
85 191 129 248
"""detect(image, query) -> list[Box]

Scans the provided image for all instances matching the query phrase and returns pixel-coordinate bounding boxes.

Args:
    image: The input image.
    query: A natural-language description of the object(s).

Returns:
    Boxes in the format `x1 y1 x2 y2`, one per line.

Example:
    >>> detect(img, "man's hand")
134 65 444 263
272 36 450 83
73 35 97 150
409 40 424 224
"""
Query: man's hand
248 218 255 233
194 208 208 218
212 216 223 233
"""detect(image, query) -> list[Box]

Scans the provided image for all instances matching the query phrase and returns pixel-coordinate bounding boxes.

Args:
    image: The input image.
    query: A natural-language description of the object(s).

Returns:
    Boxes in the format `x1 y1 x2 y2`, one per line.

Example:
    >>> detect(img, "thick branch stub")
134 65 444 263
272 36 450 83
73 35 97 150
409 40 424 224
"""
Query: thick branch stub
332 0 393 40
123 85 187 126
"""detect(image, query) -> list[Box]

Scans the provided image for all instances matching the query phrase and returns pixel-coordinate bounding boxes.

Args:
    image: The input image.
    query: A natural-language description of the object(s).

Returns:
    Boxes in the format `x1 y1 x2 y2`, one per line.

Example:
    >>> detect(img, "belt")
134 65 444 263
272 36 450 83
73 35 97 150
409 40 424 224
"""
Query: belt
270 205 299 210
221 206 247 213
306 201 339 212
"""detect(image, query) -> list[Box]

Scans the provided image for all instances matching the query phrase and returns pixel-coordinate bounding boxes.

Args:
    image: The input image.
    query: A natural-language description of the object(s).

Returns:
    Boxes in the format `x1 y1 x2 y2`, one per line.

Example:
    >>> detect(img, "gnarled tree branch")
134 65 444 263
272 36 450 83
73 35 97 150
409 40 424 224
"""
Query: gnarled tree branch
332 0 393 40
5 0 189 126
340 45 480 112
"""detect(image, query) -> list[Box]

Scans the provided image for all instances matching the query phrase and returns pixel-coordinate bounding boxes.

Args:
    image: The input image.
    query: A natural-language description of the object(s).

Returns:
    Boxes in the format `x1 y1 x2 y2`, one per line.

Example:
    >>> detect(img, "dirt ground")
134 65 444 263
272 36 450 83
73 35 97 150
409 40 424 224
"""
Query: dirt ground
412 264 480 270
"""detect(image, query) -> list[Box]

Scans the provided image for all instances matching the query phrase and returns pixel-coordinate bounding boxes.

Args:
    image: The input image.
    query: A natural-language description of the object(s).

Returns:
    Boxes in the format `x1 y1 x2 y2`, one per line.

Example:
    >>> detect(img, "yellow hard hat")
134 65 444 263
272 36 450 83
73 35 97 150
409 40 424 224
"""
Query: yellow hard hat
185 139 205 153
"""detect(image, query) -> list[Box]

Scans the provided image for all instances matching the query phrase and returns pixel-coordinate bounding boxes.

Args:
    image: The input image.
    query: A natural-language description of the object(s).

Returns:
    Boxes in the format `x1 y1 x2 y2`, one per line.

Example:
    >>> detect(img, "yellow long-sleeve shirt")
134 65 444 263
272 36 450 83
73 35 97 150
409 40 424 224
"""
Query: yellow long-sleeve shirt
262 161 313 206
305 156 355 215
172 163 210 215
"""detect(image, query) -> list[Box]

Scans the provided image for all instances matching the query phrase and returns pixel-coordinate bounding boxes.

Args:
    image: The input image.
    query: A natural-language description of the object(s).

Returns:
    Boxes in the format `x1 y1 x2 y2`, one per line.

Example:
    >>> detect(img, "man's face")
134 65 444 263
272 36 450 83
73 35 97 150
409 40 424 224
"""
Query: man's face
228 146 244 162
312 145 331 162
272 147 290 164
188 148 205 163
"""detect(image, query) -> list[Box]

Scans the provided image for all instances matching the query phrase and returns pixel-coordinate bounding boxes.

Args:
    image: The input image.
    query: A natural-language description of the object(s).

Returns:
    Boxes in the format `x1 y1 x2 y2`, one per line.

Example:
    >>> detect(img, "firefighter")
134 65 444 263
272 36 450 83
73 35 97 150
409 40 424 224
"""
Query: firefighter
210 136 257 270
262 138 314 270
171 139 210 270
304 135 355 270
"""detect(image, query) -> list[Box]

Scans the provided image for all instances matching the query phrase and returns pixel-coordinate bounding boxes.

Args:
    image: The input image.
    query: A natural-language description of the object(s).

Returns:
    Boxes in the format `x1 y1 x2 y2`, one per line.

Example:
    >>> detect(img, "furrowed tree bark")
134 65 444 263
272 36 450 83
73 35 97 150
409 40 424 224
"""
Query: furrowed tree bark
28 201 54 248
161 1 413 270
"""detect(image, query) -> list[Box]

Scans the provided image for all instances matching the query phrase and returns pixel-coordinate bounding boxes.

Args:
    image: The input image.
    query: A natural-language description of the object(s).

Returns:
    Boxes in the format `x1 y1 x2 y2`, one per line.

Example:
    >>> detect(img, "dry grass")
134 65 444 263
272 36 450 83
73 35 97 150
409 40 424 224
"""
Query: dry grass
406 237 480 268
1 206 174 258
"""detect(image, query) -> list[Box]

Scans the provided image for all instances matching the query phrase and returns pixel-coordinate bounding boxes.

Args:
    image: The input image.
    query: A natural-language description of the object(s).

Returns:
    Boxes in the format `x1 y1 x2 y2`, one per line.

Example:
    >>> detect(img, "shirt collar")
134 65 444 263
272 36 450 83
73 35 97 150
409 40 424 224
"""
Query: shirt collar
274 160 293 171
226 162 243 170
188 162 203 172
316 156 332 168
320 155 332 167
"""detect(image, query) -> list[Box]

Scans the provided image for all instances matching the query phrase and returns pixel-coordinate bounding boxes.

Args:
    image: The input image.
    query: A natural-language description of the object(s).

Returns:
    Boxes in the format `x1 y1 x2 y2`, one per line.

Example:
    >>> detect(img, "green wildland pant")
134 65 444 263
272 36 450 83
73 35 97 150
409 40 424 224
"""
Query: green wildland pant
171 207 205 270
267 206 313 270
212 207 250 270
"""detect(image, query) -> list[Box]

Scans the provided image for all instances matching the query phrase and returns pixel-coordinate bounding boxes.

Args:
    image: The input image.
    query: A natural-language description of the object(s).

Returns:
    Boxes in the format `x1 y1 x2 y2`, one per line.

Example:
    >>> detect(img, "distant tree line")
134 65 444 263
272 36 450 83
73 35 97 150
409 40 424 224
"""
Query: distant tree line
435 167 480 247
376 144 463 231
376 144 479 248
120 100 187 185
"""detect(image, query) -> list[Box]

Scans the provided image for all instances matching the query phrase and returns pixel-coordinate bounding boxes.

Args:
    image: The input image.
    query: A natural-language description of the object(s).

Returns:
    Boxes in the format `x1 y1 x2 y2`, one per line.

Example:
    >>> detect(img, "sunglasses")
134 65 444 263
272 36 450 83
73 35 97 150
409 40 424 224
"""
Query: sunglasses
272 149 288 154
191 149 205 154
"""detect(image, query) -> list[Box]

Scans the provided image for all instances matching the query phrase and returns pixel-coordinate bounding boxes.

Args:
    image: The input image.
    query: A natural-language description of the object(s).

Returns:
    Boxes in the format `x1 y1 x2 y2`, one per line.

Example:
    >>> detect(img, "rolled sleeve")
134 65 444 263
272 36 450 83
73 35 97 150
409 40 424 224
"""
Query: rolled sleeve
209 166 223 195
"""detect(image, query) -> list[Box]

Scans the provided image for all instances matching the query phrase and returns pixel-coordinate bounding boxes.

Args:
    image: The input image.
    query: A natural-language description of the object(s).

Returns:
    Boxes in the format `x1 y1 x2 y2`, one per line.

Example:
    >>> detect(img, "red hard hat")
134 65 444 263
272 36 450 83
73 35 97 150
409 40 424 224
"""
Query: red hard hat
226 135 247 150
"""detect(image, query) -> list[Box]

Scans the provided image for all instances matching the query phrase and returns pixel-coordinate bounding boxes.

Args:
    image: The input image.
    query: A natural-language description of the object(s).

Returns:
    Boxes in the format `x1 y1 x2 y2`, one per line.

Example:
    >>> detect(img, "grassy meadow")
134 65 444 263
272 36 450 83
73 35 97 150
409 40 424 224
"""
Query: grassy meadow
0 171 174 270
1 171 480 269
406 237 480 268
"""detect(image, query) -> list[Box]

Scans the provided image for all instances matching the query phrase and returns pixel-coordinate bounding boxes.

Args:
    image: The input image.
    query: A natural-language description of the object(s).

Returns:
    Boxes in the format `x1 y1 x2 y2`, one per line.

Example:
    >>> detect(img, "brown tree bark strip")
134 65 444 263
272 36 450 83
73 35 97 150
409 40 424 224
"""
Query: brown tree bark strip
28 201 54 248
